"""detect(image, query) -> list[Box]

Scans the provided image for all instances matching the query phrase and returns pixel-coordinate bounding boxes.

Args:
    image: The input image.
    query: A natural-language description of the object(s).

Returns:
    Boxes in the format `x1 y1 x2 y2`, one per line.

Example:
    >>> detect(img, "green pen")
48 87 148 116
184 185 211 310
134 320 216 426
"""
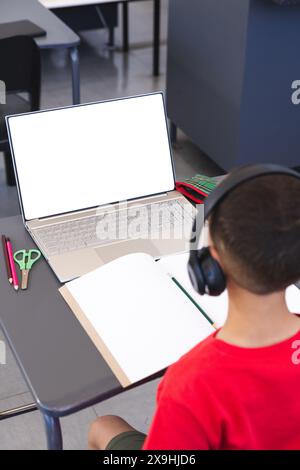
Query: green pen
169 274 217 330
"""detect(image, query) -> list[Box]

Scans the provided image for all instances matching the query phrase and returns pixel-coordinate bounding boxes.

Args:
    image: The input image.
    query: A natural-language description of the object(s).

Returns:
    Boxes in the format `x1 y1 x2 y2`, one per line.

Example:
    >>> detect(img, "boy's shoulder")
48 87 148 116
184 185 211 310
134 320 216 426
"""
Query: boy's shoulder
160 325 300 403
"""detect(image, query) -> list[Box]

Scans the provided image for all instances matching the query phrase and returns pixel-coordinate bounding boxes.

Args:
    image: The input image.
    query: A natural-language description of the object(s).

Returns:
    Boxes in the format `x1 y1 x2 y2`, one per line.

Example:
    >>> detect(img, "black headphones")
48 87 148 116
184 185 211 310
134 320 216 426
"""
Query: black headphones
187 164 300 297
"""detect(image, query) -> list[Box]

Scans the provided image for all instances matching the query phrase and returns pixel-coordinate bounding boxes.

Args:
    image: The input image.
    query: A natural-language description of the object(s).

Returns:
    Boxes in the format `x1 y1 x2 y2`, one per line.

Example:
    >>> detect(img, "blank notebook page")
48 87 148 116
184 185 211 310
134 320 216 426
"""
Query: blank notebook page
158 253 228 327
61 253 214 386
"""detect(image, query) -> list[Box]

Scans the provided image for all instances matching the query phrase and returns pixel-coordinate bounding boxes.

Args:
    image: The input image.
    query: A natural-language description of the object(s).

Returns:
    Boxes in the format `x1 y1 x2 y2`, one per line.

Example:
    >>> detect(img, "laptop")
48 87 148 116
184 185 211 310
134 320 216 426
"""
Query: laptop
6 93 196 282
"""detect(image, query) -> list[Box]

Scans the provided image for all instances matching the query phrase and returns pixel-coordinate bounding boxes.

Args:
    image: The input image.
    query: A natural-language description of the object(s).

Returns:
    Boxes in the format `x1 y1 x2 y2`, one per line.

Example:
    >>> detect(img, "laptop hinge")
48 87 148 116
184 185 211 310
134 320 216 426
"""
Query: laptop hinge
26 191 181 230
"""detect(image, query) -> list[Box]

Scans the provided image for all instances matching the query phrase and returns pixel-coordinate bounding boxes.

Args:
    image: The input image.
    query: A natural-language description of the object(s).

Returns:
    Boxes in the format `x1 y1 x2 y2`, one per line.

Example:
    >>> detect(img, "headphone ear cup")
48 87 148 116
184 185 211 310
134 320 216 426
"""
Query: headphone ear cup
188 251 206 295
201 254 226 296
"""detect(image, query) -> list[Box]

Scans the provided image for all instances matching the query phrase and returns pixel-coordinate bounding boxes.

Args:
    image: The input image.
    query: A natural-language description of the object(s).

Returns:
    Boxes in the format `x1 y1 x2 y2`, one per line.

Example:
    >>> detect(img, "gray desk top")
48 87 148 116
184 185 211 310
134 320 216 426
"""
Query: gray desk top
1 0 80 49
0 216 121 417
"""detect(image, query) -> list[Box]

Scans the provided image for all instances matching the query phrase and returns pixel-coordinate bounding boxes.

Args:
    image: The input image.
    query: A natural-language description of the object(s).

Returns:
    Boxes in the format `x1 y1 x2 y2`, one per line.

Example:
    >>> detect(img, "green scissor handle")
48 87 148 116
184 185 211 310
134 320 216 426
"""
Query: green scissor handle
14 249 41 270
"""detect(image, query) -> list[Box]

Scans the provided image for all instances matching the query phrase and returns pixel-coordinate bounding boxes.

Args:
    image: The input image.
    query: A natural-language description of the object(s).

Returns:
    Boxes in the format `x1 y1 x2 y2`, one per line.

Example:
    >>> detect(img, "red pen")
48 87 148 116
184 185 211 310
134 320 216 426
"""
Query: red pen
6 238 19 291
1 235 12 284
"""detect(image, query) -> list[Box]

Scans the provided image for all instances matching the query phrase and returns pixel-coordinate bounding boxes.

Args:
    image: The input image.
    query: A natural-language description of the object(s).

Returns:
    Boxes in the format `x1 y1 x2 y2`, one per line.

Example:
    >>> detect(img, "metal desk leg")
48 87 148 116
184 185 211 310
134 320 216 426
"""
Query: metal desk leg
153 0 161 76
123 1 129 53
43 413 63 450
70 46 80 105
95 5 115 49
108 26 115 48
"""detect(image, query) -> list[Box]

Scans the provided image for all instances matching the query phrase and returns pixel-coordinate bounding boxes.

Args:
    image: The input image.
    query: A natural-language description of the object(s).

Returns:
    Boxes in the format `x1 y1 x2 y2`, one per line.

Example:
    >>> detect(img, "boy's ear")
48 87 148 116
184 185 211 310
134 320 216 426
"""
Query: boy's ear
207 229 224 266
209 245 222 265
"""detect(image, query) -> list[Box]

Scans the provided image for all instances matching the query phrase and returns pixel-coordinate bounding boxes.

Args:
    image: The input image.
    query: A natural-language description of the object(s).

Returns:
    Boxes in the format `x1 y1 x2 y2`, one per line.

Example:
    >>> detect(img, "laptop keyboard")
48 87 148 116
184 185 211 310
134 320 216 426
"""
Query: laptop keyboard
34 199 194 256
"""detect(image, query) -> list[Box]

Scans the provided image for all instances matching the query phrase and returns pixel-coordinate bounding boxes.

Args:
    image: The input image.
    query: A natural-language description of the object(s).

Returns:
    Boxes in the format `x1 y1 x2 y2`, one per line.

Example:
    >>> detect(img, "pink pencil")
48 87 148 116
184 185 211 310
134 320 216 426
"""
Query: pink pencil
6 238 19 291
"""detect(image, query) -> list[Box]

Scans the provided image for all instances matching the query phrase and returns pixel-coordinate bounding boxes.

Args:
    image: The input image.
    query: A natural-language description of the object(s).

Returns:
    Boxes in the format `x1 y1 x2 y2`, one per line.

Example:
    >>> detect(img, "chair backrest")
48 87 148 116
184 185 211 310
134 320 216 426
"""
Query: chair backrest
0 35 41 111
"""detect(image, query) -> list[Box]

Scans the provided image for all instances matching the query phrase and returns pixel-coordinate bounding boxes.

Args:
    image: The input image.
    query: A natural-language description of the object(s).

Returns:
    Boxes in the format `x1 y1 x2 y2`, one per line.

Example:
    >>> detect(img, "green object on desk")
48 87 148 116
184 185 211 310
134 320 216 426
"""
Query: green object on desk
170 275 217 330
14 249 41 290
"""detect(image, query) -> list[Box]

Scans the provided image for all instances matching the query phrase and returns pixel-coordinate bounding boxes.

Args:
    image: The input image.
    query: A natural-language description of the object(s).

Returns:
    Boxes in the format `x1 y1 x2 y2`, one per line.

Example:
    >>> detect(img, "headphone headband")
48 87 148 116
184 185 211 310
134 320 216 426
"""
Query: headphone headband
204 164 300 220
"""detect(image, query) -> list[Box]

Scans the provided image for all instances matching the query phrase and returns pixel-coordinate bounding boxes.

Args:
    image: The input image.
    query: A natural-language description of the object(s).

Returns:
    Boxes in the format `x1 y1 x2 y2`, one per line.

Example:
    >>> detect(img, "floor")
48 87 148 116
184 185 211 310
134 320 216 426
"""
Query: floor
0 1 222 450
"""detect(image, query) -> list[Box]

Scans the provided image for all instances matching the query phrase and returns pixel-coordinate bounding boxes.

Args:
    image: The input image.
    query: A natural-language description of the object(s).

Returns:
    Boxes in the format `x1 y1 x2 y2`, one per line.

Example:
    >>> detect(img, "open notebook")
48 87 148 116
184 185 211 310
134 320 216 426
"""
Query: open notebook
59 252 300 387
59 253 215 387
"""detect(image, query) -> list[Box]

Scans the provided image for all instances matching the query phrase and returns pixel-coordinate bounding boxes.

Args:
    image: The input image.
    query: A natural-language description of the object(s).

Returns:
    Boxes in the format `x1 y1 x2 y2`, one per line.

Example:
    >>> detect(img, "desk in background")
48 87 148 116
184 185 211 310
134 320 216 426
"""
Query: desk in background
40 0 162 76
1 0 81 104
167 0 300 169
40 0 119 49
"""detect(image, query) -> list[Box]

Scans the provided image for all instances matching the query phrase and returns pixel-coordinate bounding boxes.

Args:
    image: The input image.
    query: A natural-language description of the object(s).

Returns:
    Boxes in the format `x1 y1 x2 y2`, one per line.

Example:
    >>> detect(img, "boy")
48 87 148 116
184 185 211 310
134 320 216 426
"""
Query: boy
88 172 300 450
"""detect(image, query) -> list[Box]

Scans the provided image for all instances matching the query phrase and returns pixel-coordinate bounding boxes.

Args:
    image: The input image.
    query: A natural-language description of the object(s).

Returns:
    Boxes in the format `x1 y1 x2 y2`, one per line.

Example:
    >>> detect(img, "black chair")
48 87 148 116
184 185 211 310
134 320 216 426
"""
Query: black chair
0 35 41 186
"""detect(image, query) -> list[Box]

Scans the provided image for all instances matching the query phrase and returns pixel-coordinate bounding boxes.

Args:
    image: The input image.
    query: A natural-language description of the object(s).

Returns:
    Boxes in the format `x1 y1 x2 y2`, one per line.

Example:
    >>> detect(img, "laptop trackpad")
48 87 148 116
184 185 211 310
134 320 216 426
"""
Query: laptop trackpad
95 239 161 263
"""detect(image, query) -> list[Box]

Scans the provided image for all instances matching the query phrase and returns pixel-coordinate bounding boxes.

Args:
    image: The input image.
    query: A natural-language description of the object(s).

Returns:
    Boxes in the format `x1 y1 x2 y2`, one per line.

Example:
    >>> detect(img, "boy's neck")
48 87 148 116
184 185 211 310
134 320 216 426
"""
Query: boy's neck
217 281 300 348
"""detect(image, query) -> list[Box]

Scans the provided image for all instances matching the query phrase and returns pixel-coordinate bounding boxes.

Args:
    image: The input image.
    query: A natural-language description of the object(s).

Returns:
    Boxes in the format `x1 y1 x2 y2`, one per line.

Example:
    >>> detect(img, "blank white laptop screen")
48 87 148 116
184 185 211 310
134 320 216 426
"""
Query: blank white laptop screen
7 94 175 221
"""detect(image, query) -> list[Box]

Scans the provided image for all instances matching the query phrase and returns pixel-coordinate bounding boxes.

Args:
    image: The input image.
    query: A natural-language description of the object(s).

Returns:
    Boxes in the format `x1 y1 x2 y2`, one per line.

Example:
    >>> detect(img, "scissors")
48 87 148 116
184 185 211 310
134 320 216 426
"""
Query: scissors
13 249 41 290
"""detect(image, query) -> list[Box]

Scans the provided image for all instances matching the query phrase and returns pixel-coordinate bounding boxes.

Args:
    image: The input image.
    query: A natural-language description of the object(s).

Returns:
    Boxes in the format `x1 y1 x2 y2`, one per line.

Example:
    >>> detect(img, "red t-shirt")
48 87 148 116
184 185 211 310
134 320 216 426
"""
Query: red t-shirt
143 328 300 450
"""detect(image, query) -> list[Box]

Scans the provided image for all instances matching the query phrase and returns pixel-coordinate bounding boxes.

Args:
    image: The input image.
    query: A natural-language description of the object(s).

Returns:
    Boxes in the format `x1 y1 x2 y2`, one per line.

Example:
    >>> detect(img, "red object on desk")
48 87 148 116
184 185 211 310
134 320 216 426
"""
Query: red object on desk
6 238 19 291
1 235 12 284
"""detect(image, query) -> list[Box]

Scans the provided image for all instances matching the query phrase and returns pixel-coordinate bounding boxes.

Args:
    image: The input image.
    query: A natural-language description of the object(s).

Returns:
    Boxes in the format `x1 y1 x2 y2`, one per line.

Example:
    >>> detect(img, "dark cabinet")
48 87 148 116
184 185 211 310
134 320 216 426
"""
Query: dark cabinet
166 0 300 170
